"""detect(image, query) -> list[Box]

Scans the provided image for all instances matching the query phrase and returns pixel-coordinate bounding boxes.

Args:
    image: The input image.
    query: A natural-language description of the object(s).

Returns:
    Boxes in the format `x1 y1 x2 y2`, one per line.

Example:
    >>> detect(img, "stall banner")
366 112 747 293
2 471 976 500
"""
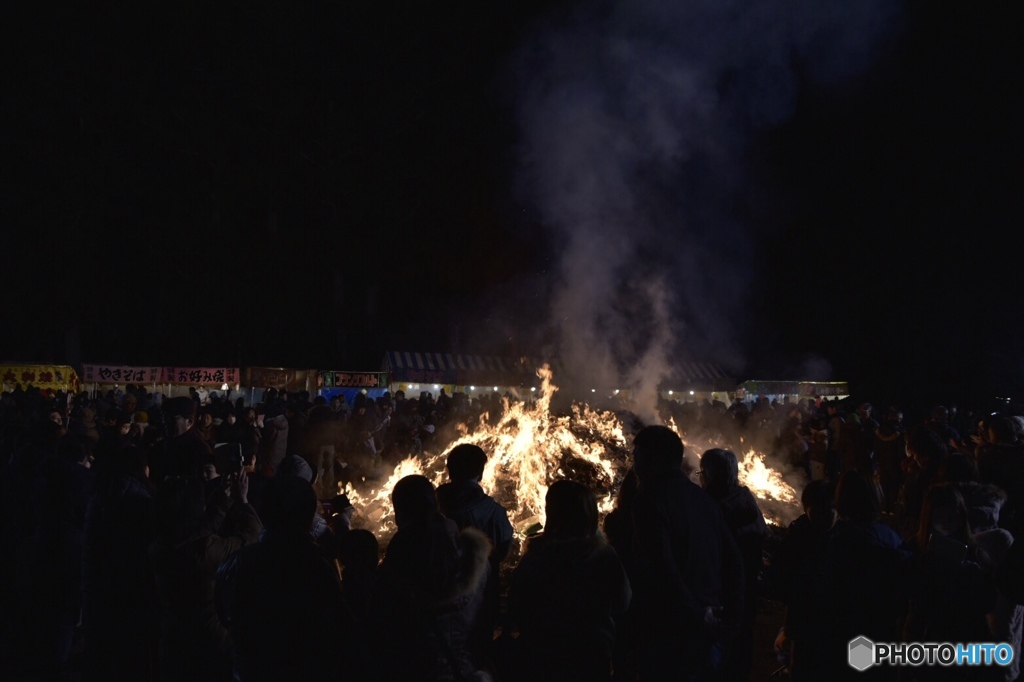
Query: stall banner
1 364 80 392
82 364 162 384
162 367 240 385
243 367 316 392
318 371 389 389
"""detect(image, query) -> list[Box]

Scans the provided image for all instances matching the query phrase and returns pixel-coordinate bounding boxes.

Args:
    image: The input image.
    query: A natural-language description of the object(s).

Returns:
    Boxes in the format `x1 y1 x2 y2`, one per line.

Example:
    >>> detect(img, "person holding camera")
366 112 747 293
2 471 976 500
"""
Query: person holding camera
149 470 262 681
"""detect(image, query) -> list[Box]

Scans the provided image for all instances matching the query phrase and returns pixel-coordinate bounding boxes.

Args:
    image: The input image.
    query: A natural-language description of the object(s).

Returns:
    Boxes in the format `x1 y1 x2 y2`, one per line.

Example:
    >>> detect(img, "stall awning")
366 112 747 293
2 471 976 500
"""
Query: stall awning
383 351 554 387
667 363 732 384
739 380 850 398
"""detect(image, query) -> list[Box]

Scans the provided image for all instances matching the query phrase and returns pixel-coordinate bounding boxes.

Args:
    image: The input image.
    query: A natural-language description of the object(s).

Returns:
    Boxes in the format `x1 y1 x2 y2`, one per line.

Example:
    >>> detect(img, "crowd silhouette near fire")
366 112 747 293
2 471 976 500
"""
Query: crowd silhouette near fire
1 377 1023 681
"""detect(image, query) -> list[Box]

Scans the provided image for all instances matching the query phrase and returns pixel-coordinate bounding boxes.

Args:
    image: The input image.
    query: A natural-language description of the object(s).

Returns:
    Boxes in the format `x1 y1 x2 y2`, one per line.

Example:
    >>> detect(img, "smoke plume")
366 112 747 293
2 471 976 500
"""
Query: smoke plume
507 0 901 420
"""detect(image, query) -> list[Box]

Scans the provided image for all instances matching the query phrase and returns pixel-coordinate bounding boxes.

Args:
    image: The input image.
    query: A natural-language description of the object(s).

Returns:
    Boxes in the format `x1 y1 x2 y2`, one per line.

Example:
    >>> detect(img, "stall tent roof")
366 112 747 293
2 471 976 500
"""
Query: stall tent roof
663 362 733 384
383 351 554 387
384 351 733 390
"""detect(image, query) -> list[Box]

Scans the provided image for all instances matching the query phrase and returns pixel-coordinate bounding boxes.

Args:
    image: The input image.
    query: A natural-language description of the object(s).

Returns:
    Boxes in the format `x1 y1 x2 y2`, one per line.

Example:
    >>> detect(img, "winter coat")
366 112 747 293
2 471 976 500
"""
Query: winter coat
818 519 910 677
631 469 745 637
216 527 356 682
621 470 745 680
509 534 631 681
715 484 767 594
373 518 492 681
260 414 289 475
149 491 262 681
82 472 158 680
436 479 514 564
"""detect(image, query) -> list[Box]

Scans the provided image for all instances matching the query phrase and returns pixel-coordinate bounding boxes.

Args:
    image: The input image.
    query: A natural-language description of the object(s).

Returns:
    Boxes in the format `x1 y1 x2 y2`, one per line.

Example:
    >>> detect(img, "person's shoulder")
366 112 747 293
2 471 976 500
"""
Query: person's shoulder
223 538 264 567
480 492 510 515
588 537 625 566
435 480 457 498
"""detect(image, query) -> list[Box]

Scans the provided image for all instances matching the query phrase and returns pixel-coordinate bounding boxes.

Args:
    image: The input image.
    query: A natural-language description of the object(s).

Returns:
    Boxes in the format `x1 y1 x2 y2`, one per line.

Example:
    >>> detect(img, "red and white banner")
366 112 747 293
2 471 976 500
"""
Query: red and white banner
82 364 162 384
162 367 240 385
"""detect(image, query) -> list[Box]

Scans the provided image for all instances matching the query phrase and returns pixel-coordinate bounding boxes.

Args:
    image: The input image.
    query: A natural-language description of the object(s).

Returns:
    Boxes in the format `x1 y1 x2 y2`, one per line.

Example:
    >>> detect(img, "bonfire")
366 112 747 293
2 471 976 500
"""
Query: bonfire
341 365 801 557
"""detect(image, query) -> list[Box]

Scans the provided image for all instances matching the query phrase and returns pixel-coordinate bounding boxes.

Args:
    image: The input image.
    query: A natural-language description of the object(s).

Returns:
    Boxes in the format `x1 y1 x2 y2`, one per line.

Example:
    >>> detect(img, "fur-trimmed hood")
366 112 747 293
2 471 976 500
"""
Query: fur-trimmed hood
441 526 492 606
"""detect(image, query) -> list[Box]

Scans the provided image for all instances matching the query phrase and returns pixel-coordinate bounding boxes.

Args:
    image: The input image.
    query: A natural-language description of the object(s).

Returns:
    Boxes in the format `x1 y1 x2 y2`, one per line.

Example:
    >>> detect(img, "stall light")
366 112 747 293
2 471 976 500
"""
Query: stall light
221 383 230 391
668 390 673 395
591 389 596 393
433 384 439 390
614 389 620 394
492 386 498 392
531 387 536 392
689 390 695 396
469 386 475 391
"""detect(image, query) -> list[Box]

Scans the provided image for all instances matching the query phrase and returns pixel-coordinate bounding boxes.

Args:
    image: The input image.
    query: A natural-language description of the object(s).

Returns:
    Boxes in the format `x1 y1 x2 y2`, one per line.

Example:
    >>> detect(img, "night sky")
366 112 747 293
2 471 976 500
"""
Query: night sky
5 1 1023 409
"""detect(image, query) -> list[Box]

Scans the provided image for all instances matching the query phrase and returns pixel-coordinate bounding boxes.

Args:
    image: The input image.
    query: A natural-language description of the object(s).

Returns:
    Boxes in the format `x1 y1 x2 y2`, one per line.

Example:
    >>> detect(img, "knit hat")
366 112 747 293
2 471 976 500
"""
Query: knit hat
276 454 314 483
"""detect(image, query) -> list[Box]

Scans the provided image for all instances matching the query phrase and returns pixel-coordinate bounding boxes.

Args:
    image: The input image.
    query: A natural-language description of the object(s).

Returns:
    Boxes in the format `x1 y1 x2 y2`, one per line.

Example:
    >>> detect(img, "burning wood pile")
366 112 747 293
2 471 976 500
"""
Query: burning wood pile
341 366 802 559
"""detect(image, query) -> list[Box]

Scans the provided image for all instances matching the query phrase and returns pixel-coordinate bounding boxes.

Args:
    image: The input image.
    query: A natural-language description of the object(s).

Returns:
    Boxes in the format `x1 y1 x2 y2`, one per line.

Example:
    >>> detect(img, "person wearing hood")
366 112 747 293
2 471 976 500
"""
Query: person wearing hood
259 400 289 477
372 474 492 682
275 453 333 546
509 479 631 682
216 475 356 682
699 448 767 682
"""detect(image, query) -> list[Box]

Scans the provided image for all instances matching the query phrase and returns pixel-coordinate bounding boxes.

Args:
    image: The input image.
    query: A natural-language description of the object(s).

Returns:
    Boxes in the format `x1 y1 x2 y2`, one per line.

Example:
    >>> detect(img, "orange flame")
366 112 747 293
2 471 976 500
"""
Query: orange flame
342 366 801 549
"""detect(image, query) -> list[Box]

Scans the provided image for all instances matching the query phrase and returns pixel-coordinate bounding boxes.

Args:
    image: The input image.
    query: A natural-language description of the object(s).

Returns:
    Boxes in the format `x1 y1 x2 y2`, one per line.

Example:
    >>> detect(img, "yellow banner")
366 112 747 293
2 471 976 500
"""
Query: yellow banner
1 364 80 393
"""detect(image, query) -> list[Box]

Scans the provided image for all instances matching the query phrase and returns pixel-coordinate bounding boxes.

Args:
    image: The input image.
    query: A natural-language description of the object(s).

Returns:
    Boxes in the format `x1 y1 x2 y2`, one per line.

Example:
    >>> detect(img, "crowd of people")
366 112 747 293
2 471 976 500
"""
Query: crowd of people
0 381 1022 681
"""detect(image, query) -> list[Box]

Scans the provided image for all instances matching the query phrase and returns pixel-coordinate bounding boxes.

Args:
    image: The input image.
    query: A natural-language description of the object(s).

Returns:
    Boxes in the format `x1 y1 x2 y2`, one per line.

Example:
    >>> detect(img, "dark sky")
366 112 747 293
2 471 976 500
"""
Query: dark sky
5 1 1023 408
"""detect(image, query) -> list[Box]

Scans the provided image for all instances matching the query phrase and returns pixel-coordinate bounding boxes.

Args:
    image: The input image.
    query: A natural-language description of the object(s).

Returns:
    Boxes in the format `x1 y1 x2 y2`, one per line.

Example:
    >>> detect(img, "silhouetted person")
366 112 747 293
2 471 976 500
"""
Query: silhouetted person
81 446 158 682
603 466 641 679
149 396 214 483
509 479 631 682
628 425 744 681
338 527 380 624
769 479 835 681
149 471 261 681
437 443 514 670
977 415 1024 538
699 448 766 682
259 399 289 477
821 471 908 681
217 475 356 682
372 474 492 681
895 425 948 539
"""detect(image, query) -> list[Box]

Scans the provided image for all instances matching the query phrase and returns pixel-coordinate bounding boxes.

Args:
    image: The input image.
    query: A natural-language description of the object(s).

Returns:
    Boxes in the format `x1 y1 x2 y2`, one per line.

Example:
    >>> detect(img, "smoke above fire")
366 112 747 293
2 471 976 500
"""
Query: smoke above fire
502 0 901 417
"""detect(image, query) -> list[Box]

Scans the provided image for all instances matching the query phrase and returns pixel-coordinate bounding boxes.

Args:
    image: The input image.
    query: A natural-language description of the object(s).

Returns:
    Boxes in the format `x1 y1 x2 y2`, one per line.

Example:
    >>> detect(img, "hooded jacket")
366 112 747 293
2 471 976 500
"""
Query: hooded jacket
373 518 492 681
260 414 289 475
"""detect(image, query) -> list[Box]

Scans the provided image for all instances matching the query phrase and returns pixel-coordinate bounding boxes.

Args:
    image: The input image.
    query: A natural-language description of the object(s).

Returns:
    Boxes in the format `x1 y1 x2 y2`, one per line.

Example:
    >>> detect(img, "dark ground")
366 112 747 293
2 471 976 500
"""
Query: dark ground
2 595 788 681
